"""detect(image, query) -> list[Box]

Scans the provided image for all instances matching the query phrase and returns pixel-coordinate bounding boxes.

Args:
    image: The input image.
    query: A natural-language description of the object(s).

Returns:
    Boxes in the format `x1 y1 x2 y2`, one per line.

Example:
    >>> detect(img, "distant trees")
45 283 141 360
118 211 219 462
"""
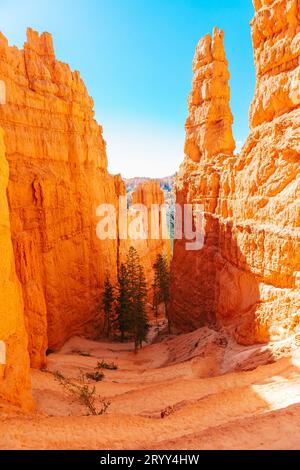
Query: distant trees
153 253 171 333
102 247 149 352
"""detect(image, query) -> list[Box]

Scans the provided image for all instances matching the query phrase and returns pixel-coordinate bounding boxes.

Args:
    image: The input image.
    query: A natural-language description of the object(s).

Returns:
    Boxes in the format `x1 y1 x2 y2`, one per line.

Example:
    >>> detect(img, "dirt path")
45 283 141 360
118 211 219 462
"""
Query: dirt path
0 329 299 449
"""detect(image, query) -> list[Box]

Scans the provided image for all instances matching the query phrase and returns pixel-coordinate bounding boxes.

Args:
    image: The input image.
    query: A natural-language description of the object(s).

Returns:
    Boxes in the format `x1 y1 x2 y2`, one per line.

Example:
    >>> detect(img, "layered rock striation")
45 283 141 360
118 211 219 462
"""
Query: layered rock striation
171 3 300 344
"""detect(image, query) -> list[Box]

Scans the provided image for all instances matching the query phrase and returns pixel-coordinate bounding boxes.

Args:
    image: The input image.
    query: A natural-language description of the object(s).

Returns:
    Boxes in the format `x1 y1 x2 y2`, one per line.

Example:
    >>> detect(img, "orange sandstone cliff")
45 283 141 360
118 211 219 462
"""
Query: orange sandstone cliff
0 29 123 367
0 128 32 408
171 2 300 344
0 28 171 376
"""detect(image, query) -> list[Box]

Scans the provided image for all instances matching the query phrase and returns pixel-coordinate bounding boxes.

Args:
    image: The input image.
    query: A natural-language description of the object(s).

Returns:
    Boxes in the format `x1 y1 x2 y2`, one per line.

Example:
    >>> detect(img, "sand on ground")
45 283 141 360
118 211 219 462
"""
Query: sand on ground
0 326 300 450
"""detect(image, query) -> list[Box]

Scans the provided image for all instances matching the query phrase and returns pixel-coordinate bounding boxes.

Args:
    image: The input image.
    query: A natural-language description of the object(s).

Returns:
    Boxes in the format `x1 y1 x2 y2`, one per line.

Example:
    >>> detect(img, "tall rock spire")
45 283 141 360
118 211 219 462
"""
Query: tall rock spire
184 27 235 163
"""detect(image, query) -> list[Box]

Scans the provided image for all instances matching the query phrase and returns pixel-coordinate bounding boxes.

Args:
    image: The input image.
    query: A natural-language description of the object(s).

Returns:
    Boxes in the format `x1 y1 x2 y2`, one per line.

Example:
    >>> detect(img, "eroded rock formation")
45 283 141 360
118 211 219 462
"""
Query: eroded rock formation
0 28 171 377
171 3 300 344
0 128 32 409
184 27 235 163
0 29 123 366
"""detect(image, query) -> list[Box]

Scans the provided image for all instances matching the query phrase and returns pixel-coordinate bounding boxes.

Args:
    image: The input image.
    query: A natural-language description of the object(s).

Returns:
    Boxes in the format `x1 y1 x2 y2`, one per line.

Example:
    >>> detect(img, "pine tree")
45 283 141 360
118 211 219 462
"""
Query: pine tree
116 263 131 342
152 265 161 326
134 264 149 352
153 253 171 334
103 272 114 338
126 246 149 353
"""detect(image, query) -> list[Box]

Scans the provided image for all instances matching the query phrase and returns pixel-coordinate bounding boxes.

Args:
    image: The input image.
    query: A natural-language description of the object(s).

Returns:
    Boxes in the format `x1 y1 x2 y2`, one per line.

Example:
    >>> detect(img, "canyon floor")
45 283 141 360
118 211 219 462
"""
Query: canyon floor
0 325 300 450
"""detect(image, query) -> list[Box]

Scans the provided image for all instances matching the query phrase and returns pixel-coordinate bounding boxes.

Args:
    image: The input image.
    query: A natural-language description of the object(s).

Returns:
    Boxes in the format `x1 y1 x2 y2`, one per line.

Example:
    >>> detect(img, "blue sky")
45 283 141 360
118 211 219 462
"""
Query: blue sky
1 0 255 177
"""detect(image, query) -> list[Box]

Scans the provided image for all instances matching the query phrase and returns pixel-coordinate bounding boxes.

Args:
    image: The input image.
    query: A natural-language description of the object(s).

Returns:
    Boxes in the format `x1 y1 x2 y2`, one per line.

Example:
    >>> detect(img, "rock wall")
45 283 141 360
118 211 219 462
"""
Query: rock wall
0 29 123 366
0 128 33 408
171 2 300 344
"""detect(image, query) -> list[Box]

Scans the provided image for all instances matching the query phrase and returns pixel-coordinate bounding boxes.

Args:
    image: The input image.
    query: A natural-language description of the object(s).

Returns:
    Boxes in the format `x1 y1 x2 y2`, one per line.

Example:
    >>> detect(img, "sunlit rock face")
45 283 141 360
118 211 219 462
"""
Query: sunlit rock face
0 128 33 409
0 29 124 366
171 2 300 344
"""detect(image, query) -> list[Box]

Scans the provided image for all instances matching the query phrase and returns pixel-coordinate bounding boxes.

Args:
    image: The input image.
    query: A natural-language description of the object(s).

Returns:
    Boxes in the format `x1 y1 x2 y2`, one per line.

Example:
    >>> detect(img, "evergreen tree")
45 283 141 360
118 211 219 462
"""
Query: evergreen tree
116 263 131 342
152 266 161 326
103 272 114 338
126 246 149 352
153 253 171 333
134 264 149 351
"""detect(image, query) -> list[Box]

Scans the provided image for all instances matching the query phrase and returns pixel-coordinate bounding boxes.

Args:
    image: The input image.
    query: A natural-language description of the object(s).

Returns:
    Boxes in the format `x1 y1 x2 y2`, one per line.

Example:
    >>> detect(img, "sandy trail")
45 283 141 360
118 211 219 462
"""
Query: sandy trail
0 328 299 450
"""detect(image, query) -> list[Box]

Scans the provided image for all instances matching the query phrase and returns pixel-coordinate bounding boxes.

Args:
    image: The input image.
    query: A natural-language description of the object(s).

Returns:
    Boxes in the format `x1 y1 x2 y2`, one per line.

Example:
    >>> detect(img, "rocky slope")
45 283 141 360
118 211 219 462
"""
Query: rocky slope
171 1 300 344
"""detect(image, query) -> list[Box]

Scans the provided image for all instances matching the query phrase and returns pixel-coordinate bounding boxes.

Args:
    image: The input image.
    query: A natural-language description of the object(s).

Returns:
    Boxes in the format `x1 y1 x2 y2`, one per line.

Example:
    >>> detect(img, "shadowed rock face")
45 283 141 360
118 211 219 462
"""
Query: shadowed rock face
0 29 124 367
171 2 300 344
0 128 33 409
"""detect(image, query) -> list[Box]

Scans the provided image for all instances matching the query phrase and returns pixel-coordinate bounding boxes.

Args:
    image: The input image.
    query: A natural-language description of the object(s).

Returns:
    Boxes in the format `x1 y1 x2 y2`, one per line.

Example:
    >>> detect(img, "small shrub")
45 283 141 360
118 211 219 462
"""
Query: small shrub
86 371 105 382
96 360 118 371
54 370 110 416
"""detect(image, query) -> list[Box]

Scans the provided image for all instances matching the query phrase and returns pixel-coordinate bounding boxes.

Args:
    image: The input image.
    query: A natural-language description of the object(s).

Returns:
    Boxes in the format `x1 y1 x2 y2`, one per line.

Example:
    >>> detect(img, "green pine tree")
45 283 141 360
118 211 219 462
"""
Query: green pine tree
152 265 161 327
153 253 171 334
103 272 115 338
126 246 149 353
134 264 150 352
116 263 131 342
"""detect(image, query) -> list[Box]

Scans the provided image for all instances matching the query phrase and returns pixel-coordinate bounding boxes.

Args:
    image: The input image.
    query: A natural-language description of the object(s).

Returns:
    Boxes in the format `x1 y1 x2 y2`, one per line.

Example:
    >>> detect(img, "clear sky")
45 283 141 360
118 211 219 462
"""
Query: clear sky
1 0 255 178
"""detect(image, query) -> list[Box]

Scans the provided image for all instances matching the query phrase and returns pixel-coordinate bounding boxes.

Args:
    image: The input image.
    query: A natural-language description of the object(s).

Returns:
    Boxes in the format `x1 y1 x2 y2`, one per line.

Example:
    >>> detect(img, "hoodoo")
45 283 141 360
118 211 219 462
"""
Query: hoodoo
171 1 300 344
